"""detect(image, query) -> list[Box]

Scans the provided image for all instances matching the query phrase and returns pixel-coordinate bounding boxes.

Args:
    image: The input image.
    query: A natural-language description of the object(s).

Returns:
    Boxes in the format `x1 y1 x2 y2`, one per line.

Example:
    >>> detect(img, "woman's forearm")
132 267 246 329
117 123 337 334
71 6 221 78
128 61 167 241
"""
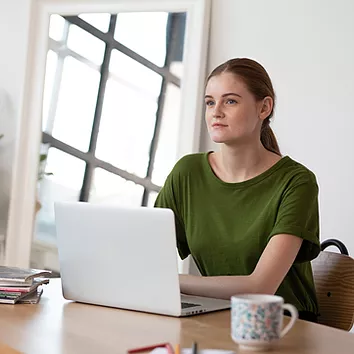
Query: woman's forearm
179 274 275 300
179 235 303 299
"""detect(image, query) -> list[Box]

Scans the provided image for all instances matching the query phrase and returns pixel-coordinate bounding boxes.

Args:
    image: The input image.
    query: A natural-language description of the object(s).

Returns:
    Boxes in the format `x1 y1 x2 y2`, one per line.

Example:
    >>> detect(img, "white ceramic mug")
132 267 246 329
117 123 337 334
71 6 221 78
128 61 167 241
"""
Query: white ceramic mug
231 294 298 351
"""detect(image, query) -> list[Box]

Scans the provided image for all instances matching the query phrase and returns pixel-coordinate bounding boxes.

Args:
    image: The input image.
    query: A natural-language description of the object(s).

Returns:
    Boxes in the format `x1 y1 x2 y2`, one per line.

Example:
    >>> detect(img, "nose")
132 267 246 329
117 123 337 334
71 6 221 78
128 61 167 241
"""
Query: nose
212 102 225 118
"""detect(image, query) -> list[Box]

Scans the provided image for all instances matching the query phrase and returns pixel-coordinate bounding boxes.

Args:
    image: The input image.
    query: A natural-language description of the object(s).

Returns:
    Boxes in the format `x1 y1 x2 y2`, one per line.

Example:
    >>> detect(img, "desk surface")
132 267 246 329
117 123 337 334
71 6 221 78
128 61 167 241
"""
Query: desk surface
0 279 353 354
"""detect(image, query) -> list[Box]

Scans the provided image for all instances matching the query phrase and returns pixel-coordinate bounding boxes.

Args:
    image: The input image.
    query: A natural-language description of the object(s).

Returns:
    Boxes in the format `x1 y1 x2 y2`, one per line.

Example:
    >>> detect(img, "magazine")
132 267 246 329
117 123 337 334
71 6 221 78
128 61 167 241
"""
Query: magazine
0 278 49 292
0 266 51 285
0 288 38 304
18 289 44 304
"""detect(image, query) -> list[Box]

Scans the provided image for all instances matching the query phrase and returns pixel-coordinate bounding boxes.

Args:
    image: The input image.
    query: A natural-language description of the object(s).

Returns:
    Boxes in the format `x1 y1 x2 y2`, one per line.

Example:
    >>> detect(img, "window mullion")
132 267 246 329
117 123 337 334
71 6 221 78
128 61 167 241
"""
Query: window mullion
79 15 117 202
141 13 177 206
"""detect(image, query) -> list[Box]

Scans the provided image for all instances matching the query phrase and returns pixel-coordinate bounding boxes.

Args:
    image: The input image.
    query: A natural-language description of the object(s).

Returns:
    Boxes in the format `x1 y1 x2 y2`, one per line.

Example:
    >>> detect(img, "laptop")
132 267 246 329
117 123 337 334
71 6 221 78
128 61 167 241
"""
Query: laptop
54 201 230 317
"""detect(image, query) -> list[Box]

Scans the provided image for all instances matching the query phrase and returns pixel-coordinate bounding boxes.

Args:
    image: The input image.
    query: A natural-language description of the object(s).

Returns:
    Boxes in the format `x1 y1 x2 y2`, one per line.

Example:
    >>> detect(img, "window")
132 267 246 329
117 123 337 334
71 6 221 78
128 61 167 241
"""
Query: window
36 12 186 245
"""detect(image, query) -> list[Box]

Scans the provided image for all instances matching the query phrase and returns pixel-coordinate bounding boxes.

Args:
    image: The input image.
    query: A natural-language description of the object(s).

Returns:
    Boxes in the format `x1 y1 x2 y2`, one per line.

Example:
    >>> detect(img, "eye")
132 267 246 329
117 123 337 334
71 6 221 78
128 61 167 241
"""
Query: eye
205 100 215 107
226 99 237 104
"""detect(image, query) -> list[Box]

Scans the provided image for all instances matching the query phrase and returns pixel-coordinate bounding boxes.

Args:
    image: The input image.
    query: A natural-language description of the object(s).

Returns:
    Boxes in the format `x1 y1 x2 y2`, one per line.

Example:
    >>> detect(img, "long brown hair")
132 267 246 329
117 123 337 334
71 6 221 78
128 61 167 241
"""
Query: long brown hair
207 58 281 155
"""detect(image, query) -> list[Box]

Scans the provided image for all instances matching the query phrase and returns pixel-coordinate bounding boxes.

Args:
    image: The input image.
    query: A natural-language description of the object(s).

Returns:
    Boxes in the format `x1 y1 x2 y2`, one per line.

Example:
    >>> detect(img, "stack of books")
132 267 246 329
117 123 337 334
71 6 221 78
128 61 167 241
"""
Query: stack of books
0 266 51 304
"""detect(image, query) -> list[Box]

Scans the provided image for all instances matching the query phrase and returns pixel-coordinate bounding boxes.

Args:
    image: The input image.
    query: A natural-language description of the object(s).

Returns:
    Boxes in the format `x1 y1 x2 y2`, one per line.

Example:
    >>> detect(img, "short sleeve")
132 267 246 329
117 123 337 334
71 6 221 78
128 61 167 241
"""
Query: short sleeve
154 173 190 260
268 178 320 263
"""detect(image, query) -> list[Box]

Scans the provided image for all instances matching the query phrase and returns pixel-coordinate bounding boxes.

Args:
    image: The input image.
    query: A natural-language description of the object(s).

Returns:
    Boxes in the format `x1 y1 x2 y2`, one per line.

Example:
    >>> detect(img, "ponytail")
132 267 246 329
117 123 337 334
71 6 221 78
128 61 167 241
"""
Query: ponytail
261 119 281 156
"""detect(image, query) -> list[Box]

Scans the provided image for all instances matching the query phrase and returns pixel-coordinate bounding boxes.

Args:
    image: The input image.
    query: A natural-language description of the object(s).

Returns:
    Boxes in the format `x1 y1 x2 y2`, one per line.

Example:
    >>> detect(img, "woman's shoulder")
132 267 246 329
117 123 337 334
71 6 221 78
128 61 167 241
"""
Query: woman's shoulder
170 152 207 175
281 156 318 186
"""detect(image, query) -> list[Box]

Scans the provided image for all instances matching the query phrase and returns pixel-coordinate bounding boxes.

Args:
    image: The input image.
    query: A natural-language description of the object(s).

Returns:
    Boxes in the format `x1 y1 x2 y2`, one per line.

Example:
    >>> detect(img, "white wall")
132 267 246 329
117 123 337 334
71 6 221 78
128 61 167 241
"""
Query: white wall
200 0 354 255
0 0 31 238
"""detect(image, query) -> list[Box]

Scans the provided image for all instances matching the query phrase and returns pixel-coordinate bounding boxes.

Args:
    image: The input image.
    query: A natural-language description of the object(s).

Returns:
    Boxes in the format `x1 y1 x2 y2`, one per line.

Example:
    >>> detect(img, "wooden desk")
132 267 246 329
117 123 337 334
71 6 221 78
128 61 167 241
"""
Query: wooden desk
0 279 353 354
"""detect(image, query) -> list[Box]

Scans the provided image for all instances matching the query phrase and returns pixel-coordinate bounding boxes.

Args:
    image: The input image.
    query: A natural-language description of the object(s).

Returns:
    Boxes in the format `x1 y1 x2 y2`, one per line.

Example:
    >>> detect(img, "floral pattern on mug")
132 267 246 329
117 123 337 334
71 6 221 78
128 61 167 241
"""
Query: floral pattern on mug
231 302 282 342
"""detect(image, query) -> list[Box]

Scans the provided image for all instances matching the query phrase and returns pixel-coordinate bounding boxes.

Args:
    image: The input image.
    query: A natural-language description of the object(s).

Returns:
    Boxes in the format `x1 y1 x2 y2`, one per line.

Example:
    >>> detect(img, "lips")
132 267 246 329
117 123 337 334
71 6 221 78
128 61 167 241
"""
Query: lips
212 123 228 128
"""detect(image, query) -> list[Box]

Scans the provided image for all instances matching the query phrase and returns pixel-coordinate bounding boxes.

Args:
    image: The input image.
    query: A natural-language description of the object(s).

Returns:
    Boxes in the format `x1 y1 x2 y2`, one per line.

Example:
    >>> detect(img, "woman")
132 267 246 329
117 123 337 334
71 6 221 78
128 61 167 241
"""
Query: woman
154 58 320 322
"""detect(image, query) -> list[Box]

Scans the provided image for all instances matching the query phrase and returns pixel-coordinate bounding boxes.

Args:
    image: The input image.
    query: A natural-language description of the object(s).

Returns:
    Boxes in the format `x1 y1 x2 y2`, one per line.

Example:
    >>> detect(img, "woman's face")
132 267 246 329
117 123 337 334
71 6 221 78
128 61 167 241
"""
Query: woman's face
205 72 271 146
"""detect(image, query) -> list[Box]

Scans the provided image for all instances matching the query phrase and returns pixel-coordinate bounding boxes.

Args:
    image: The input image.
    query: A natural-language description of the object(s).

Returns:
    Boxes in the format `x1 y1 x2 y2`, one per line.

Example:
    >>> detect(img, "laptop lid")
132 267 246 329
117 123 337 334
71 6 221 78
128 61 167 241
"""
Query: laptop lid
54 202 183 316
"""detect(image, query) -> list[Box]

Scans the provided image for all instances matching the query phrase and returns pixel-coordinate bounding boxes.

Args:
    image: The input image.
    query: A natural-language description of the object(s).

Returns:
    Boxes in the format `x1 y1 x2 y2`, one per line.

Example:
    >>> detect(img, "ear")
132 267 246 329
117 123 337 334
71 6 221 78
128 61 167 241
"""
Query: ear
259 96 273 120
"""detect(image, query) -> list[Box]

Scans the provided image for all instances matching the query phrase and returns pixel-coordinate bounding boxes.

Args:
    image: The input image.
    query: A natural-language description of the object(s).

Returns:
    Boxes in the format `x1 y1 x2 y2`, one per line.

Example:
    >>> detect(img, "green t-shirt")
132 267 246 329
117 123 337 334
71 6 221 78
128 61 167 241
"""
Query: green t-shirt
154 152 320 314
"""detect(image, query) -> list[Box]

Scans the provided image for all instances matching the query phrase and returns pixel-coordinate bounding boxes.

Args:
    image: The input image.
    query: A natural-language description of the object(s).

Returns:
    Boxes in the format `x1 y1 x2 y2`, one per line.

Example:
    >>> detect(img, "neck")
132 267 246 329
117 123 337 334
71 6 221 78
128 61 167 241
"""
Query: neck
214 141 280 183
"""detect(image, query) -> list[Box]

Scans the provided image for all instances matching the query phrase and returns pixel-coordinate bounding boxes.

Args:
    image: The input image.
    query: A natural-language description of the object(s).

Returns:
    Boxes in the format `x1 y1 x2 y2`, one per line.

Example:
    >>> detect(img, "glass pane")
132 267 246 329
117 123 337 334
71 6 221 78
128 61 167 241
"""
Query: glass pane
151 83 181 186
79 13 111 33
89 168 144 206
52 56 100 152
95 78 157 177
109 50 162 100
35 148 86 243
147 191 159 207
170 61 184 79
67 24 105 65
42 50 58 132
49 14 65 41
114 12 168 67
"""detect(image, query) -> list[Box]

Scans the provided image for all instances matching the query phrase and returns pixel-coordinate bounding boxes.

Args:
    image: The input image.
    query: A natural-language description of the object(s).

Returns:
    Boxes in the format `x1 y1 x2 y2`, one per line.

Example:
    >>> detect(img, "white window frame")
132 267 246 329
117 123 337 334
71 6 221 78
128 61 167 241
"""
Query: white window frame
4 0 211 272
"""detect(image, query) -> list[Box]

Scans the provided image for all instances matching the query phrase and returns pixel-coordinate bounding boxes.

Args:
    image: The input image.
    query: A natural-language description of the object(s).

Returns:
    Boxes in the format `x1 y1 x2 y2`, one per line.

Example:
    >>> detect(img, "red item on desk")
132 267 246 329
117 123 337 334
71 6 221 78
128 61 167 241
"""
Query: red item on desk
127 342 174 353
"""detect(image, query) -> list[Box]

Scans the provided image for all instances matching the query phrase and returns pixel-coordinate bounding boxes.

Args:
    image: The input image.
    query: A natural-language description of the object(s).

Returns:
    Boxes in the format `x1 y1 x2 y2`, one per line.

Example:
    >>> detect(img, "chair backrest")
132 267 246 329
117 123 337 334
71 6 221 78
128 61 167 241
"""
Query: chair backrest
311 250 354 331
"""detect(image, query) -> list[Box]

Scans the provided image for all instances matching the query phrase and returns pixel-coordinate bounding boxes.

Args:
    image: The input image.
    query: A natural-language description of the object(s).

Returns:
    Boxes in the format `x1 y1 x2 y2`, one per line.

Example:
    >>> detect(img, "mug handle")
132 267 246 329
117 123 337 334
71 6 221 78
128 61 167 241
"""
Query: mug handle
280 304 299 338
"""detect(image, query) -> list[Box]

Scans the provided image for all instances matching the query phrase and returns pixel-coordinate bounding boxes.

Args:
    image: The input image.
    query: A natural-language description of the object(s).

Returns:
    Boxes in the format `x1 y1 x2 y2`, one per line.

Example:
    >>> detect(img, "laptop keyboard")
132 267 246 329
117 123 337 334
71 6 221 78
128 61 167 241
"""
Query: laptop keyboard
181 302 202 309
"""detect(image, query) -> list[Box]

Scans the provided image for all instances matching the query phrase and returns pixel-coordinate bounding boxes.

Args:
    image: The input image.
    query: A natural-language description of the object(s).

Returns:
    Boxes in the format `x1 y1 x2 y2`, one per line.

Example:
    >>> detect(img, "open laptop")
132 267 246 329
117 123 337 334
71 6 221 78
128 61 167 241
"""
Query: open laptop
54 202 230 317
